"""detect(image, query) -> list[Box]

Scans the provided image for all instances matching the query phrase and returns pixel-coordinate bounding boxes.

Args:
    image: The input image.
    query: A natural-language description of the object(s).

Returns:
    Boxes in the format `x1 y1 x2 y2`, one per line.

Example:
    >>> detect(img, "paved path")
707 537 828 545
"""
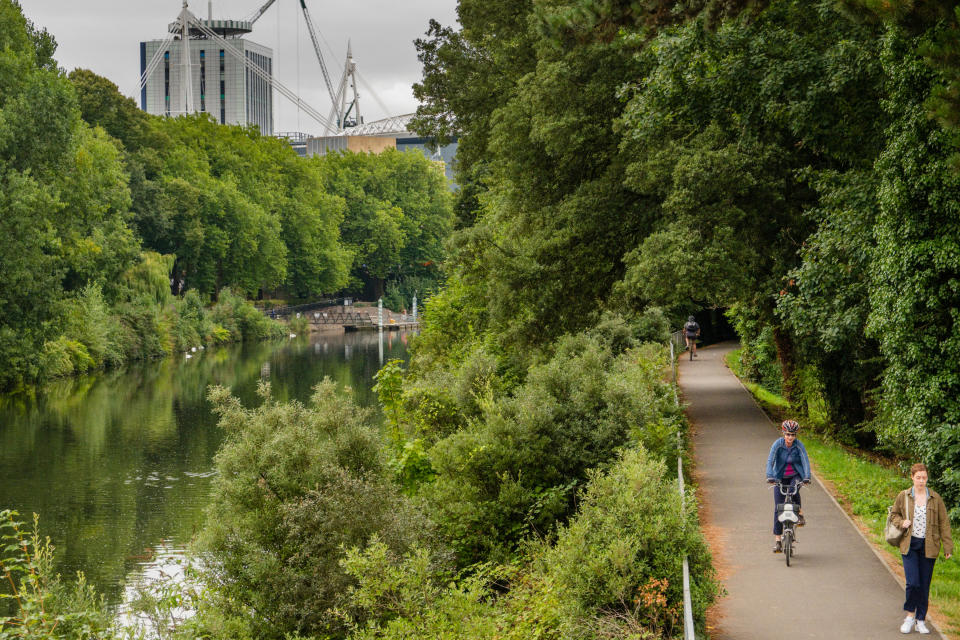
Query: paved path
682 342 943 639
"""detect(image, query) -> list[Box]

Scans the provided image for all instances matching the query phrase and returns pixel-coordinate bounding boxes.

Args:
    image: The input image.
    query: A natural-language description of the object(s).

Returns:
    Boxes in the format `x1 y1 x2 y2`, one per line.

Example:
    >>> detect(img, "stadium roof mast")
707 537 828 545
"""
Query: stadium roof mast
179 1 194 115
139 2 338 133
245 0 360 132
337 40 360 128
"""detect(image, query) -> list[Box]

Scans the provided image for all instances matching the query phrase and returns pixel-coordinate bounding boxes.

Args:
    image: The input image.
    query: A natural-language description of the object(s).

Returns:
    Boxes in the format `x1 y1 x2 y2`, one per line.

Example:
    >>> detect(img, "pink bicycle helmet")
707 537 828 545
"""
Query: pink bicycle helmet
781 419 800 434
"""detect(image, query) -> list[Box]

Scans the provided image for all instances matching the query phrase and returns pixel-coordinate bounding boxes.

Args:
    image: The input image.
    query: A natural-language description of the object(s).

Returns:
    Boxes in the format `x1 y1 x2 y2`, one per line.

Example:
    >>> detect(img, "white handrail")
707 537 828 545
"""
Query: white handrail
671 340 697 640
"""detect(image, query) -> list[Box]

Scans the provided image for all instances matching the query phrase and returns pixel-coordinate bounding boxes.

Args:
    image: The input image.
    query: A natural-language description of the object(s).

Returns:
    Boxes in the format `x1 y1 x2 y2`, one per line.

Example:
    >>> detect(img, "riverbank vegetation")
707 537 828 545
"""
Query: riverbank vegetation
180 316 716 639
0 1 453 389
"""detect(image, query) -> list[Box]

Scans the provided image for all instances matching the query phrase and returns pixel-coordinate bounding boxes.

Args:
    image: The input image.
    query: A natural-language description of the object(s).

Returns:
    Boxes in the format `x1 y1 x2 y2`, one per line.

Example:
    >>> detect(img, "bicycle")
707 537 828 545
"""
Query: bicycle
772 480 802 566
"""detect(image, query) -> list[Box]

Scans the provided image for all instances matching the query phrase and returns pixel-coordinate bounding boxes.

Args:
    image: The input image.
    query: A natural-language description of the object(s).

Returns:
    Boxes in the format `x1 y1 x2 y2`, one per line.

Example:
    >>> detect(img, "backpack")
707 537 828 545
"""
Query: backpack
684 321 699 335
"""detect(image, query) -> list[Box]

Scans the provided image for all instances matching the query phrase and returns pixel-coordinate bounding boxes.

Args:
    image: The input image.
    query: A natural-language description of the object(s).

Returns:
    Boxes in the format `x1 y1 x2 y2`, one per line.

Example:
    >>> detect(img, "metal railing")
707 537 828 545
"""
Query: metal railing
263 298 343 317
670 340 697 640
308 310 373 325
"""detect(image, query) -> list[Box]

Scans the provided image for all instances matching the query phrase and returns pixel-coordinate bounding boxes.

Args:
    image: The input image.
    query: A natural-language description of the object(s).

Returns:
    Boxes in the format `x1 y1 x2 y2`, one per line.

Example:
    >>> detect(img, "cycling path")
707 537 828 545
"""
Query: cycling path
682 342 945 639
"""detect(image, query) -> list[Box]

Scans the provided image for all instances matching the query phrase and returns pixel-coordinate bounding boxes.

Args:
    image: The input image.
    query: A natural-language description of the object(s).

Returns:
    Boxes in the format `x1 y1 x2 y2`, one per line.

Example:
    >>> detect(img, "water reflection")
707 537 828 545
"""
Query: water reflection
0 329 411 606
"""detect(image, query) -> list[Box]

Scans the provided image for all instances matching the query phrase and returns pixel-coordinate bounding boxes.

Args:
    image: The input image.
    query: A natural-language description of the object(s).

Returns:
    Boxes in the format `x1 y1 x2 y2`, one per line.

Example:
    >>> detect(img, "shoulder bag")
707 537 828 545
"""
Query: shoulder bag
885 491 910 547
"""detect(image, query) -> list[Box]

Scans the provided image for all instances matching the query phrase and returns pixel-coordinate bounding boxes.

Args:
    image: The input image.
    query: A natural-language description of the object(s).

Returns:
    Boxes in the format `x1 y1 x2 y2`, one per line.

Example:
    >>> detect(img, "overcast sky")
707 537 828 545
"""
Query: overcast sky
20 0 459 135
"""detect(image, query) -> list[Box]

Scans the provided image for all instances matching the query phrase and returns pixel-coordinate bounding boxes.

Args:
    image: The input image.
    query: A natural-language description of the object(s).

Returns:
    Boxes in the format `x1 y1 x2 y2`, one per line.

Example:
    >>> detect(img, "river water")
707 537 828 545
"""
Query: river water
0 329 412 606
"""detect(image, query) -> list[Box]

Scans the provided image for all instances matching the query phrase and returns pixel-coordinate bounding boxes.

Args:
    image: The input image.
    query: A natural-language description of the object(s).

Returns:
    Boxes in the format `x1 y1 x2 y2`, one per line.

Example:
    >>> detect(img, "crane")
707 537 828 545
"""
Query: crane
243 0 345 130
244 0 277 25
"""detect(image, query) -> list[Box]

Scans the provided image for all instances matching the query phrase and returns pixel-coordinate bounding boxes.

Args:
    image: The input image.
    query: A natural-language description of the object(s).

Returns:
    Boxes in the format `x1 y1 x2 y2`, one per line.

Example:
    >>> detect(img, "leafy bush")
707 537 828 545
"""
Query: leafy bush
62 285 126 368
728 307 783 394
209 289 284 342
287 313 309 337
590 309 671 355
340 446 716 640
340 540 499 640
199 380 439 639
543 447 717 639
0 510 114 639
424 335 679 565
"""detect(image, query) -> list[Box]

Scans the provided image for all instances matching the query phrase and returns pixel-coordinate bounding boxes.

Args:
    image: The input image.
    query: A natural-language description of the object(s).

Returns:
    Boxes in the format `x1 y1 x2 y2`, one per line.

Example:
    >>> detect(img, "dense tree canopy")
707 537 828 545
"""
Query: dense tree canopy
0 0 455 388
406 0 960 510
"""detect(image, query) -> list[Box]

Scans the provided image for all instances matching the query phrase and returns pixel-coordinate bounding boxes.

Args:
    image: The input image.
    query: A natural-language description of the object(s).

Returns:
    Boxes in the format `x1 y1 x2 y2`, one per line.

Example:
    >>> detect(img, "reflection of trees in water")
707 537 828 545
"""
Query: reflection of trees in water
0 331 411 604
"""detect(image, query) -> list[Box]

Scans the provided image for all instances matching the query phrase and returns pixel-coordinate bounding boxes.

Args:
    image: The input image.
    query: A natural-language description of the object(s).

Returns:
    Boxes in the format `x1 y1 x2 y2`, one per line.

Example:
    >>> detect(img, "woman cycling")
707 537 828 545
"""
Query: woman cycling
766 419 811 552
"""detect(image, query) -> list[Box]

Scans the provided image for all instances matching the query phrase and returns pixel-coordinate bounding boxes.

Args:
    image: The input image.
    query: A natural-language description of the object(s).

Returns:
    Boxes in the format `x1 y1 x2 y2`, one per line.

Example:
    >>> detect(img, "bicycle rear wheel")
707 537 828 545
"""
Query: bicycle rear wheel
783 529 793 566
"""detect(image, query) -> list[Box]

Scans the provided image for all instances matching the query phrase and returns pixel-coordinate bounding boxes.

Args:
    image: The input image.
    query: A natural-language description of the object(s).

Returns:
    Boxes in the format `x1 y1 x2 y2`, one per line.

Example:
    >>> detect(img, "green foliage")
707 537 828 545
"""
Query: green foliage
866 27 960 511
200 380 439 638
286 313 309 337
727 308 783 395
120 252 175 305
0 511 114 639
318 150 454 300
340 442 718 640
544 447 718 638
424 336 679 565
208 289 284 344
341 540 500 639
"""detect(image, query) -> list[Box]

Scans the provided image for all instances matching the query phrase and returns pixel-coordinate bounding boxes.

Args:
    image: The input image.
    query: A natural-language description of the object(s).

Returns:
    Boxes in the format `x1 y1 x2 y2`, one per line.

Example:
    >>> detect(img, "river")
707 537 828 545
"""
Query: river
0 329 412 607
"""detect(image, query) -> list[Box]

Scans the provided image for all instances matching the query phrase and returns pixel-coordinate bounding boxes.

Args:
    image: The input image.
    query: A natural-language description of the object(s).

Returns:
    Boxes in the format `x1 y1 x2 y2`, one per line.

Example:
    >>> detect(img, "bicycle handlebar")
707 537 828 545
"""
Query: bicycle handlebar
768 480 802 496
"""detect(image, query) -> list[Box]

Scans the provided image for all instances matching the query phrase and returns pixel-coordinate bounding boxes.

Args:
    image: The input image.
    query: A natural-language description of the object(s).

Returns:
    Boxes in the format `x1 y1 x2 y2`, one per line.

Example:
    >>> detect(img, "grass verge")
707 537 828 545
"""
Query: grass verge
724 347 960 636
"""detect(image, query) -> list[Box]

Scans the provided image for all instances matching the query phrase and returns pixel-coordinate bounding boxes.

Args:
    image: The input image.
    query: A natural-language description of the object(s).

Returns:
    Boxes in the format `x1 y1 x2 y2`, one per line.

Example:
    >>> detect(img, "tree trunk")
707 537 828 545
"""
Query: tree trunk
771 324 796 402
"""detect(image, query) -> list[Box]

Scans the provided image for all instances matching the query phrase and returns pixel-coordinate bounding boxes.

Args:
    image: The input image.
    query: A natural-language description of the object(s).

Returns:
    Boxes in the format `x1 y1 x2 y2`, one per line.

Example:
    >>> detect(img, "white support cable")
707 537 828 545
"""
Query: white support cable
139 30 178 93
355 70 391 120
180 5 194 114
188 14 337 133
327 67 348 130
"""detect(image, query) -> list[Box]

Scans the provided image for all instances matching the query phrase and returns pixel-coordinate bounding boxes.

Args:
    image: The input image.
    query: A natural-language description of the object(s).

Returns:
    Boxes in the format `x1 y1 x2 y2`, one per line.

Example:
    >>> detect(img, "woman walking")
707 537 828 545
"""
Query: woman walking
891 463 953 634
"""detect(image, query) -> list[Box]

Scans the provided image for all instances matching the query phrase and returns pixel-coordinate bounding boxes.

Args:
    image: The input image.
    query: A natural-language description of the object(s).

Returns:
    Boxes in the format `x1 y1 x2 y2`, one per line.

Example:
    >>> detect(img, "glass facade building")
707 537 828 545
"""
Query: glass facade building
140 37 273 135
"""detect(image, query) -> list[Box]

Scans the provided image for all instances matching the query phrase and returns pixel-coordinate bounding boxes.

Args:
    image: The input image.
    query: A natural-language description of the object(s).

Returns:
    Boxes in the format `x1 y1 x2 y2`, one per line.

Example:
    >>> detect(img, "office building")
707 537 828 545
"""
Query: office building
140 19 273 135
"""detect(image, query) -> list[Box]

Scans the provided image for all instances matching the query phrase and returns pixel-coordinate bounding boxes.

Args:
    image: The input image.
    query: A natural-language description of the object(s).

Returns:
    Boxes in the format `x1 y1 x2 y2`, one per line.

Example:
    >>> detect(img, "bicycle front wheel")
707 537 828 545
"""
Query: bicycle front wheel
783 529 793 567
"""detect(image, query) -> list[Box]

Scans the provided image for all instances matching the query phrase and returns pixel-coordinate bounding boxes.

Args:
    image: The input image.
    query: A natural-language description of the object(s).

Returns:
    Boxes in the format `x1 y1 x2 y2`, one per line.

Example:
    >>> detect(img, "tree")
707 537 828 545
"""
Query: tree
319 150 453 300
69 68 151 150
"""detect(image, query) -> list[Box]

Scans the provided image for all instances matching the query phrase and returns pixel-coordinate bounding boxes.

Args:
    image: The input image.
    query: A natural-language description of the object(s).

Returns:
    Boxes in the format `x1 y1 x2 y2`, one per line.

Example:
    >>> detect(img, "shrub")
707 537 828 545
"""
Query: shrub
590 308 670 355
209 289 284 342
424 335 679 565
38 337 76 379
199 380 438 639
543 447 718 639
287 314 309 336
0 510 115 639
728 306 783 394
62 285 126 368
340 540 499 640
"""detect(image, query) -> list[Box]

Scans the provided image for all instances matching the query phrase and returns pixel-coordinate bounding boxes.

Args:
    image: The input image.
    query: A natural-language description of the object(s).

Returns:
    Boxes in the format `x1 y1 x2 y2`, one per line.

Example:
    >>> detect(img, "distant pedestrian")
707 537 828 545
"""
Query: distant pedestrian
684 315 700 358
890 463 952 635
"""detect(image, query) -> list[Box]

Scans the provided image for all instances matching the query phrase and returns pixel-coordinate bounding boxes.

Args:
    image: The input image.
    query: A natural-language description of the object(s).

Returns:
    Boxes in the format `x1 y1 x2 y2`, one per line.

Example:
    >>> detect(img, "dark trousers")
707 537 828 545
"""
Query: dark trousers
772 476 802 535
903 536 936 620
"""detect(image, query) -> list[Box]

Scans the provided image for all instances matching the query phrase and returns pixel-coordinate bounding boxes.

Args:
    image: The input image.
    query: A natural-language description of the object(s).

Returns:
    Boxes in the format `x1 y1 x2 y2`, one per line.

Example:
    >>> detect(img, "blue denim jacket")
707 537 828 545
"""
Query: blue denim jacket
765 437 811 481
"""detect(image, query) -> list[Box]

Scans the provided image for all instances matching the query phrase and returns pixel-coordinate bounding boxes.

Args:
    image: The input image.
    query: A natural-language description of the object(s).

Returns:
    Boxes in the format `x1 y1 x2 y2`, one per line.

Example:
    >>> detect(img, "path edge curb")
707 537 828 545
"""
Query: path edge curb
718 355 952 640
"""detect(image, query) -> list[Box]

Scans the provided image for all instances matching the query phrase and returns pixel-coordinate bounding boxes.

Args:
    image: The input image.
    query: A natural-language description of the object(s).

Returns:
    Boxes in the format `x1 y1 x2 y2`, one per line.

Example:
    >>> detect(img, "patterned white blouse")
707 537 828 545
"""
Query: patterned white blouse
913 498 928 539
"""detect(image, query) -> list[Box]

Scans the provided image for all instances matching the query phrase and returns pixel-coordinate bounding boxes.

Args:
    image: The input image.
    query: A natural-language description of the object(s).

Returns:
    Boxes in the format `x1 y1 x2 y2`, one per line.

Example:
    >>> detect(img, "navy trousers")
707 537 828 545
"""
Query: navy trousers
903 536 937 621
772 476 802 536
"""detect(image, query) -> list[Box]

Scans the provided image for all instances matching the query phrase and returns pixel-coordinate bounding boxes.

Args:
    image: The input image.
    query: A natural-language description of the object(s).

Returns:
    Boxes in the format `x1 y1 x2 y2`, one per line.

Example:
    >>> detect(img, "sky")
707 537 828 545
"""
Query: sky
20 0 459 135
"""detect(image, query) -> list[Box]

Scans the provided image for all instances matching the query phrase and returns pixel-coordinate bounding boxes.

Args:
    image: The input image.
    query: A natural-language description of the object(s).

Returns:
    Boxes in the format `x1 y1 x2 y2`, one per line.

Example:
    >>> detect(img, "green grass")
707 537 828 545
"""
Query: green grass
723 347 960 635
724 349 790 411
